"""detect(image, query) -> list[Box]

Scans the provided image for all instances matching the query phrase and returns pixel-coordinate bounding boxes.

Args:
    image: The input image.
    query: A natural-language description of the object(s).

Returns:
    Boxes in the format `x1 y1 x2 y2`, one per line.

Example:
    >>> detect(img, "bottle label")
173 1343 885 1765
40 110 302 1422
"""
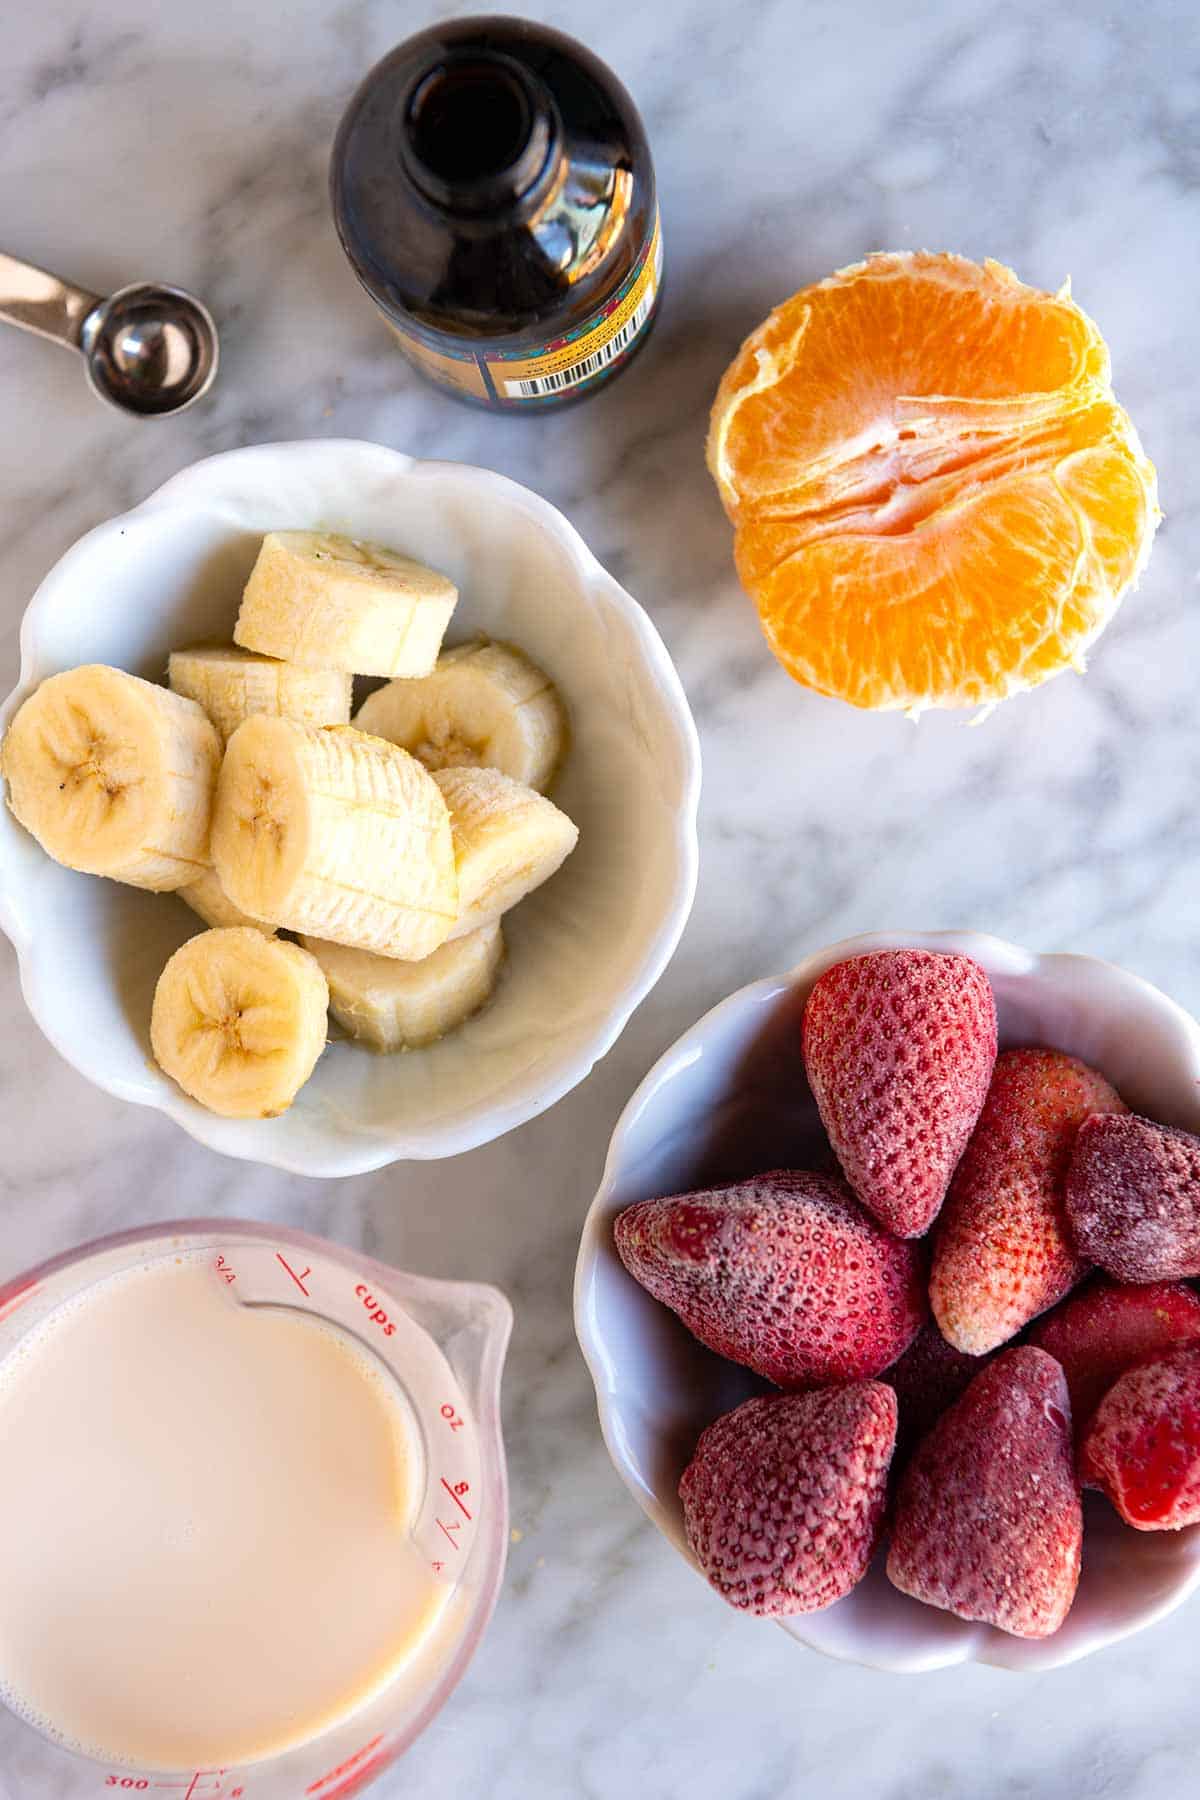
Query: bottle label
389 211 663 407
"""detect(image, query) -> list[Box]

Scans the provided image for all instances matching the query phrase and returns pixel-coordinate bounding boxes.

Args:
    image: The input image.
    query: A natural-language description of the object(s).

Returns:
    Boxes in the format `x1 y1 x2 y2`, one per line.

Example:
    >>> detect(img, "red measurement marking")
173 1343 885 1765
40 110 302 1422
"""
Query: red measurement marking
310 1749 392 1800
152 1777 229 1799
436 1515 463 1549
440 1476 472 1520
306 1735 384 1795
0 1284 37 1323
213 1254 236 1285
276 1253 311 1296
440 1402 465 1432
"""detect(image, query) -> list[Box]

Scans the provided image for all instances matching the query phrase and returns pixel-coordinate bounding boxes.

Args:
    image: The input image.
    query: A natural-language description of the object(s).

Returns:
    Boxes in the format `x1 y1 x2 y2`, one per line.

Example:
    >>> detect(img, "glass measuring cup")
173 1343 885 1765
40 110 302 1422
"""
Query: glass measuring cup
0 1220 512 1799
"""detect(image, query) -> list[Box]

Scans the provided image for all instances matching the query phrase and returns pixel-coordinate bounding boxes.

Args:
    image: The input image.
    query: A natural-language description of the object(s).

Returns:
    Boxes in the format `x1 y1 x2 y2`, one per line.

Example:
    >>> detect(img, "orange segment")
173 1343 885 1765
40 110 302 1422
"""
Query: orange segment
708 252 1159 714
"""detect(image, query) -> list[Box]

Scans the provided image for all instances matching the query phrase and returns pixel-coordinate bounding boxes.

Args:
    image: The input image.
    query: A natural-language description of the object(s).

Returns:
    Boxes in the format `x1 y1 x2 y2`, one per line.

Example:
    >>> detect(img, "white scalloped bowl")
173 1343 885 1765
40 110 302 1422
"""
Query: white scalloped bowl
0 440 700 1176
575 929 1200 1671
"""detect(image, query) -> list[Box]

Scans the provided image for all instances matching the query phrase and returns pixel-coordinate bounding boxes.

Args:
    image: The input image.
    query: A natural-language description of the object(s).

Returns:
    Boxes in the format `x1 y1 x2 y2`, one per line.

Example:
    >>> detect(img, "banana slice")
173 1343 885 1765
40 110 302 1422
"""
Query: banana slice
151 927 329 1118
1 664 220 890
168 643 351 744
433 766 578 939
234 531 457 677
178 866 275 934
300 922 504 1051
212 717 458 958
354 639 567 792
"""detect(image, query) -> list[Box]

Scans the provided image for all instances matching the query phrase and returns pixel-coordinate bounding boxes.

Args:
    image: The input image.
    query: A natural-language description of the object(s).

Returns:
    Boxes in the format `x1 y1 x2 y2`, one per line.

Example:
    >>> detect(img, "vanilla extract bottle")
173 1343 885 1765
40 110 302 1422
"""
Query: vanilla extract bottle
330 16 661 411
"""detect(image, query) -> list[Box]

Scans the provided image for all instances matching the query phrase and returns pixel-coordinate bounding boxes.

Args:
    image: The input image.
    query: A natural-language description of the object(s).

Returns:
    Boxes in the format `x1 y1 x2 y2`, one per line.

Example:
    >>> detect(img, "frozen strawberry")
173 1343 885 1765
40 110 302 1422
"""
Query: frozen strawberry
1029 1276 1200 1441
801 949 996 1238
614 1170 925 1387
887 1346 1082 1638
885 1324 992 1461
1065 1112 1200 1283
679 1383 897 1615
1081 1345 1200 1530
929 1048 1126 1354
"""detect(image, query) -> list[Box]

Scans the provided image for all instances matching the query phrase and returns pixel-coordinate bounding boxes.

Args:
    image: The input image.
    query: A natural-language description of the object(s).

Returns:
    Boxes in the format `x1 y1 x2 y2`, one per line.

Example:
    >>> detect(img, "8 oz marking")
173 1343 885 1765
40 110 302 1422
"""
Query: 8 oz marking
440 1477 472 1520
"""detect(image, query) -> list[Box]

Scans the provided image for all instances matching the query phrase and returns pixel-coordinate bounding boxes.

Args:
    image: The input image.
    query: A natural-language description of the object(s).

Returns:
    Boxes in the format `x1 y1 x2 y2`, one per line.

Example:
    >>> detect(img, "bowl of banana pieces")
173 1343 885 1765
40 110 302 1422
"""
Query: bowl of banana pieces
0 440 701 1174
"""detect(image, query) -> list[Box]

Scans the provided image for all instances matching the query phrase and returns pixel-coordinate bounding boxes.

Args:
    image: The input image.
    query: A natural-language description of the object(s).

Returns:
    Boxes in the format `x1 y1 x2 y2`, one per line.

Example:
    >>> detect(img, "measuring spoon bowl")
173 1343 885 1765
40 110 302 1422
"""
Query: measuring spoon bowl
0 253 218 418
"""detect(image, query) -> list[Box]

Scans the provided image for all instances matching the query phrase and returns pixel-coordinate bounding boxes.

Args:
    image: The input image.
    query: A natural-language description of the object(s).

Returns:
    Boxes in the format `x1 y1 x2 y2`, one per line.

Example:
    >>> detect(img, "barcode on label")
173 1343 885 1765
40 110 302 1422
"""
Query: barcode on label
504 286 656 398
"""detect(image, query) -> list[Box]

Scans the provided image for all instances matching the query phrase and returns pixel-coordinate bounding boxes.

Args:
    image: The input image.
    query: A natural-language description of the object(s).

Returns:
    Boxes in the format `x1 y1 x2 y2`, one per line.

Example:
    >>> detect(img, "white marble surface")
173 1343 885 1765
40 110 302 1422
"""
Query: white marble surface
1 0 1198 1794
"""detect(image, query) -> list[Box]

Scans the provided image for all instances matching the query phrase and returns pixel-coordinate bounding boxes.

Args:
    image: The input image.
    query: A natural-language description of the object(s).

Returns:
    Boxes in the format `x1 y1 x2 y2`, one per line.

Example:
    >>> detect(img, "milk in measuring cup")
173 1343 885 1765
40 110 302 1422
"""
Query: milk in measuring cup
0 1257 448 1769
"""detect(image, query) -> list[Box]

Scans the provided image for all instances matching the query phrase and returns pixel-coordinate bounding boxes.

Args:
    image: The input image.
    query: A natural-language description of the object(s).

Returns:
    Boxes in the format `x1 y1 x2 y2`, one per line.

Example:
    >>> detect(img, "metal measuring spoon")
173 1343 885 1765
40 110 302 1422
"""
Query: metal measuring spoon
0 251 218 418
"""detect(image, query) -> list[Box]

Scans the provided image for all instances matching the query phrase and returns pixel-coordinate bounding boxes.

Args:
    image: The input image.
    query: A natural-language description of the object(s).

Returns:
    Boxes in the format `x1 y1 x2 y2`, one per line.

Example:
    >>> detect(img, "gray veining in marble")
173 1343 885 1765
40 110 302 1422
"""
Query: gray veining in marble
1 0 1199 1795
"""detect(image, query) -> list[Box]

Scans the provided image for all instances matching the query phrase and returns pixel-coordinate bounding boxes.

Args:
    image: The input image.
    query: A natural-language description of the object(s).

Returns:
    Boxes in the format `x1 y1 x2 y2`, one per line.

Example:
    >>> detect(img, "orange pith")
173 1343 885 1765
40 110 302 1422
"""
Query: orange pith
707 252 1159 714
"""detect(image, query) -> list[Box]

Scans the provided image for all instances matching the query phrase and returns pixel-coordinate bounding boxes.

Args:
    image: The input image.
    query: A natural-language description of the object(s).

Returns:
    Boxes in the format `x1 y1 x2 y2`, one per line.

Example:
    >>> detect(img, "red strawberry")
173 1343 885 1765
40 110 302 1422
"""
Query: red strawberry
1081 1345 1200 1530
929 1048 1126 1353
614 1171 925 1387
886 1346 1082 1638
1065 1112 1200 1282
1029 1276 1200 1443
801 949 997 1238
884 1324 992 1461
679 1383 897 1615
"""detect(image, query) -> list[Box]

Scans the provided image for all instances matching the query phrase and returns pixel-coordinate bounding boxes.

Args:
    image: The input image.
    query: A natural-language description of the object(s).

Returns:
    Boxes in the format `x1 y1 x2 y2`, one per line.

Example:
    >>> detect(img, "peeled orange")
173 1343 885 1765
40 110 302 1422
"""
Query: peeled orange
708 253 1159 714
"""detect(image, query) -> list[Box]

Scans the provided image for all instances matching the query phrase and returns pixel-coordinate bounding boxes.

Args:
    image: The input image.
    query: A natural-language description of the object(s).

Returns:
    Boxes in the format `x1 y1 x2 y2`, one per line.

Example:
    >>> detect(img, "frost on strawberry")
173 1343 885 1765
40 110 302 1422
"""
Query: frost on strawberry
1065 1112 1200 1283
1082 1345 1200 1530
886 1346 1082 1639
929 1047 1126 1354
1029 1276 1200 1444
614 1170 926 1388
801 949 997 1238
679 1384 897 1616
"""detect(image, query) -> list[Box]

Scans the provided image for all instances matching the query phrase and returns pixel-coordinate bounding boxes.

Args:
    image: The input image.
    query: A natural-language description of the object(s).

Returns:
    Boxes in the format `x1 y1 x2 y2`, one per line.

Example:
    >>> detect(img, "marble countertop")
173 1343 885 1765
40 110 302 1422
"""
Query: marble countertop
1 0 1197 1794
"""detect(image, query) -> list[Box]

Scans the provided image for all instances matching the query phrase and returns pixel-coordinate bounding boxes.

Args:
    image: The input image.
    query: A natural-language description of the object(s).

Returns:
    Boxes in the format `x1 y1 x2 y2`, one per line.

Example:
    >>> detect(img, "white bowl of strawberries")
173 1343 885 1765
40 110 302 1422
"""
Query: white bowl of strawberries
575 930 1200 1670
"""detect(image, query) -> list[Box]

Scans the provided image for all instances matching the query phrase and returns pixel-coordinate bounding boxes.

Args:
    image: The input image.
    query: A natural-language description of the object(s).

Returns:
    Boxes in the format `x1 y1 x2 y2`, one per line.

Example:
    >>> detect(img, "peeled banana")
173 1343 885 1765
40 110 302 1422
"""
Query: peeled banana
151 927 329 1118
234 531 457 677
178 866 274 934
212 717 458 958
354 639 567 792
168 643 351 744
301 921 503 1051
1 664 220 890
433 765 578 939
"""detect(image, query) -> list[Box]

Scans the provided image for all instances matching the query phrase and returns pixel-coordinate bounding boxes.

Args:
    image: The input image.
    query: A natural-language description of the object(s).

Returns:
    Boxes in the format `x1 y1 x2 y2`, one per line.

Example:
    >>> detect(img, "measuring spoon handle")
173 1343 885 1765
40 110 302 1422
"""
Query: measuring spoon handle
0 251 101 351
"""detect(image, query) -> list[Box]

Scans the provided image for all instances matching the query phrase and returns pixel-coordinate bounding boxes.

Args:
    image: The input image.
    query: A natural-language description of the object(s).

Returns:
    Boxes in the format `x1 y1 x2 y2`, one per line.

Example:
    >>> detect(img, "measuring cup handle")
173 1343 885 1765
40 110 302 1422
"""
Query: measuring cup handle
0 252 101 351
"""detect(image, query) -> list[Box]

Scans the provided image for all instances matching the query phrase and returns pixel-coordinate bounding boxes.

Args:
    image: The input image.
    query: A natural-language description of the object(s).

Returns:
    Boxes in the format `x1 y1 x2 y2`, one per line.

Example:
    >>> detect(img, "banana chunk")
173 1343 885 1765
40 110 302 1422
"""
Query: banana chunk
354 639 567 792
235 531 457 677
169 643 351 744
213 718 458 959
1 664 220 890
301 922 504 1051
433 766 578 939
151 927 328 1118
178 866 275 934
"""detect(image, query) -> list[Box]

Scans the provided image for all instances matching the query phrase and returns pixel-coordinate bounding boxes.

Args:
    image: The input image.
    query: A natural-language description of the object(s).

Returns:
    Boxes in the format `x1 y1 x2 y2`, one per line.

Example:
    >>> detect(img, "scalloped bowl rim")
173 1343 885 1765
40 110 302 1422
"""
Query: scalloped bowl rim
574 928 1200 1672
0 441 702 1175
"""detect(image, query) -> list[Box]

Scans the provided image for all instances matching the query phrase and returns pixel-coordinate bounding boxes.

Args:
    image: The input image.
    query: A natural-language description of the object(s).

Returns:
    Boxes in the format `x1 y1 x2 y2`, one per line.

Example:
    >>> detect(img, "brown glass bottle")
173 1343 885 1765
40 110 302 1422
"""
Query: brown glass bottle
330 15 661 412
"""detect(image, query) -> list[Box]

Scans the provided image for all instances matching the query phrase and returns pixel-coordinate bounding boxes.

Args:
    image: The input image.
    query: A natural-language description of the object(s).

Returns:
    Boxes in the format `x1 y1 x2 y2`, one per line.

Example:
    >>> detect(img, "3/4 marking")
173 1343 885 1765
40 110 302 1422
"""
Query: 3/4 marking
440 1477 472 1520
213 1254 236 1285
276 1253 311 1296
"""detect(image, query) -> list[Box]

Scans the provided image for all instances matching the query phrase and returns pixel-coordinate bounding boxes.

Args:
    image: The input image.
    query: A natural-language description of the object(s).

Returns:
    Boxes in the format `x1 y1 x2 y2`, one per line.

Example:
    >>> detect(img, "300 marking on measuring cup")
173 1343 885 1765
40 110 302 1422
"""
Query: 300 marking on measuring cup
102 1778 243 1797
